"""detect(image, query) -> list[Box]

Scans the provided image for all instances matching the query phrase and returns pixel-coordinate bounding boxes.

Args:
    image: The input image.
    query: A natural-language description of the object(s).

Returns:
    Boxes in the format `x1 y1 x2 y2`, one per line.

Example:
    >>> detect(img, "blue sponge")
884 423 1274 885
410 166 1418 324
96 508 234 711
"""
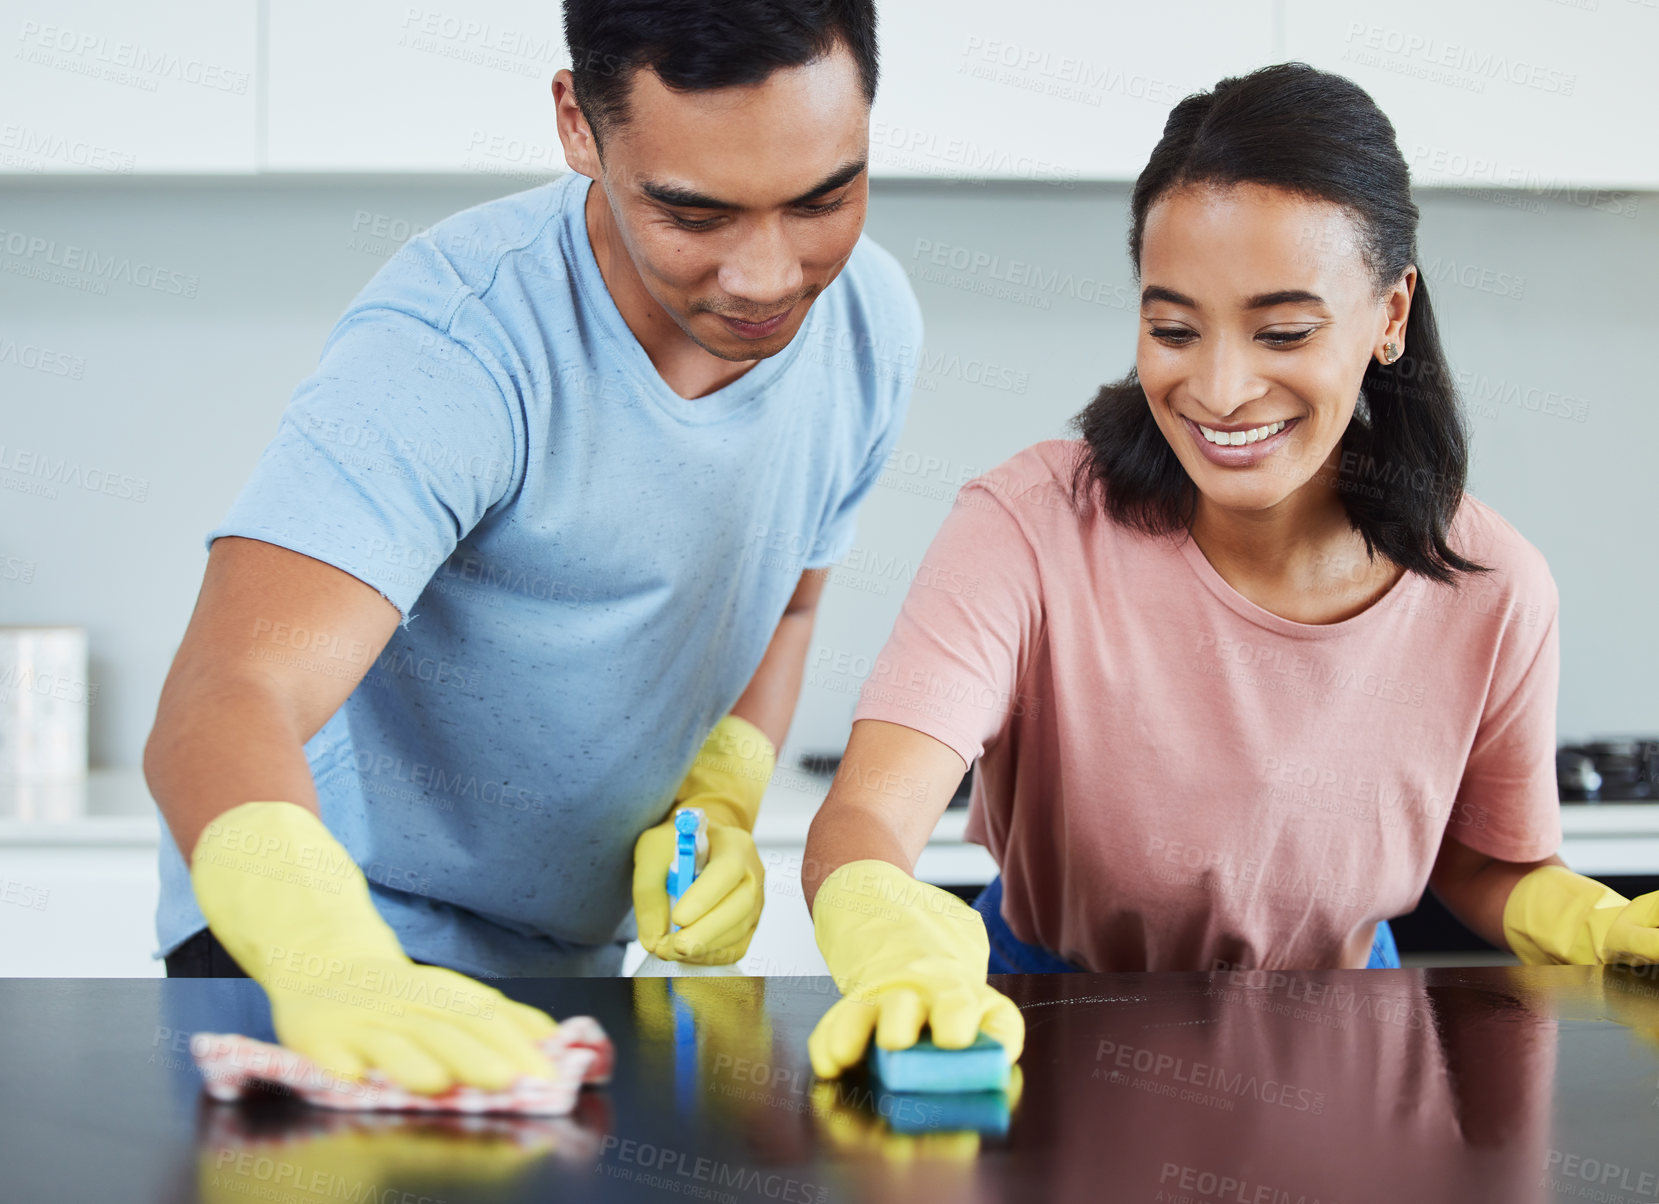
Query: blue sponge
869 1034 1010 1093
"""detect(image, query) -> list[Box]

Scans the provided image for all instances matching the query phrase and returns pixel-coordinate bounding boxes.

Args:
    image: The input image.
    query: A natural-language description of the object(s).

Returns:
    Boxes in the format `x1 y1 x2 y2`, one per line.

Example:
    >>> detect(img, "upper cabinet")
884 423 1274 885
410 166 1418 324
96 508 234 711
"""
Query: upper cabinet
263 0 570 174
3 1 1657 188
1284 0 1659 190
259 0 1276 178
869 1 1278 181
1 0 257 174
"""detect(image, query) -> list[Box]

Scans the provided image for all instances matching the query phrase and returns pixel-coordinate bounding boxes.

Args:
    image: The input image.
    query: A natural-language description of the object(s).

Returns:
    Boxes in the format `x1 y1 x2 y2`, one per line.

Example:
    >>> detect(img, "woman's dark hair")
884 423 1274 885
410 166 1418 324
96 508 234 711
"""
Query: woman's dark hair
1072 61 1486 584
564 0 878 147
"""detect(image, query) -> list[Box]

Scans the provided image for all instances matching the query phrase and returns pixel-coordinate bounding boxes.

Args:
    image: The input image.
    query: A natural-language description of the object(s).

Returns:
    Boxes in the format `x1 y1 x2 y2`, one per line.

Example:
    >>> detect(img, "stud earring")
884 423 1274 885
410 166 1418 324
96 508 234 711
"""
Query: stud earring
1382 342 1400 363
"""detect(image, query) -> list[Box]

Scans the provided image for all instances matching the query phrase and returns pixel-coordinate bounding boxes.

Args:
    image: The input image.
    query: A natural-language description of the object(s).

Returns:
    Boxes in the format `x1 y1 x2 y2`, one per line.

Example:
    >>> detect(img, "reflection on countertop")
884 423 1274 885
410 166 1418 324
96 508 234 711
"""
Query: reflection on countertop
6 967 1659 1202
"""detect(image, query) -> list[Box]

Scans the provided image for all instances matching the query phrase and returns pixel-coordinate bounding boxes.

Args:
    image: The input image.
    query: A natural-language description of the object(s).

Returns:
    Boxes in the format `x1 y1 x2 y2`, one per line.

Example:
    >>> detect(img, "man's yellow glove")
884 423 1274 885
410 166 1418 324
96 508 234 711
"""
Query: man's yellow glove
632 715 773 964
807 859 1024 1080
190 801 559 1093
1503 864 1659 966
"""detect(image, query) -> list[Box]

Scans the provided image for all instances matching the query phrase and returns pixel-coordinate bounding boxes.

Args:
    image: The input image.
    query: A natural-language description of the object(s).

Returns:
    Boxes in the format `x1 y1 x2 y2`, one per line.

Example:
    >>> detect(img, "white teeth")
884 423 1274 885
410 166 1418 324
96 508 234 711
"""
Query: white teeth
1198 419 1286 446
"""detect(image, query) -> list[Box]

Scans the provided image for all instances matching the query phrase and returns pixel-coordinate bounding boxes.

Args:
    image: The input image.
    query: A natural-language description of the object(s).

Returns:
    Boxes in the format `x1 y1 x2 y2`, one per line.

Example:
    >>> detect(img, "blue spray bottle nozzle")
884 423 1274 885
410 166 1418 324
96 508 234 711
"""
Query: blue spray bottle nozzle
630 807 732 976
666 808 707 932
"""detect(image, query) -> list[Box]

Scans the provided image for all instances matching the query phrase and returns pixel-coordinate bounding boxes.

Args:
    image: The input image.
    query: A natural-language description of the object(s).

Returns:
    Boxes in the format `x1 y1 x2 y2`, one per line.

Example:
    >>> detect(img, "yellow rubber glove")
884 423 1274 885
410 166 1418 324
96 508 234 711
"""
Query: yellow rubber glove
197 1113 570 1204
632 715 773 964
1503 864 1659 966
807 859 1025 1080
190 801 558 1093
811 1079 985 1165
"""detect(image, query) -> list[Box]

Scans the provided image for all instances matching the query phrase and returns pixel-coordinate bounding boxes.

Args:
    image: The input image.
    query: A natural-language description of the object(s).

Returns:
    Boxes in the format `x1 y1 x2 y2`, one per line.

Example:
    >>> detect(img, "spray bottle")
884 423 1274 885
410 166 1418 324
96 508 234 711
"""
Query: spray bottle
632 808 742 977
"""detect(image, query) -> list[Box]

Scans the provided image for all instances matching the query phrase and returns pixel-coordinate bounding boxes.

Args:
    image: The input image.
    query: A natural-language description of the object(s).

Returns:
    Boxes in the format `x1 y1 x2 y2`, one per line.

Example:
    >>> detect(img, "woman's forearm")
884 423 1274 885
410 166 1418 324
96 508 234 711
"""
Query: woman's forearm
1429 832 1566 951
802 719 970 912
803 800 923 909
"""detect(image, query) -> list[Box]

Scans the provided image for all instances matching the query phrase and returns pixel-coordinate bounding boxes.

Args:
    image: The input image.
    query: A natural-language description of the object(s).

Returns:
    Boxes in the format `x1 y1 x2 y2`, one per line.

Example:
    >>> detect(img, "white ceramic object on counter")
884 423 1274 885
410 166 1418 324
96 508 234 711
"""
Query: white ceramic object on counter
0 627 90 809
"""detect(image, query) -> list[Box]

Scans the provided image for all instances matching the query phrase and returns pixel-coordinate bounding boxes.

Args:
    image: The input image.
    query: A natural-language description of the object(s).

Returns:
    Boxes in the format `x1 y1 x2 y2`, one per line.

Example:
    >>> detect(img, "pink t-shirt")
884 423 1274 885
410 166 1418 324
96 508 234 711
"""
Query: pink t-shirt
852 439 1562 972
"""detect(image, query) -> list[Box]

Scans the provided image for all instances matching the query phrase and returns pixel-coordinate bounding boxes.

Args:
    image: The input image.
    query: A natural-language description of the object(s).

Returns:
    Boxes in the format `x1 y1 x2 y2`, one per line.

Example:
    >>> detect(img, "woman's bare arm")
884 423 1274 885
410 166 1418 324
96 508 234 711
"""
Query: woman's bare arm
1427 831 1567 951
802 718 971 912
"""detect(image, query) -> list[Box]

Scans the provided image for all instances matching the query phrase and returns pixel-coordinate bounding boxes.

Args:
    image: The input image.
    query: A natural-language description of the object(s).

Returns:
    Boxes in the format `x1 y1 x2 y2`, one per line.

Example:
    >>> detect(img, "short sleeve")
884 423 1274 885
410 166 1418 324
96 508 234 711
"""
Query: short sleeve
851 481 1043 766
1450 576 1563 863
209 299 524 617
801 394 910 570
800 246 922 569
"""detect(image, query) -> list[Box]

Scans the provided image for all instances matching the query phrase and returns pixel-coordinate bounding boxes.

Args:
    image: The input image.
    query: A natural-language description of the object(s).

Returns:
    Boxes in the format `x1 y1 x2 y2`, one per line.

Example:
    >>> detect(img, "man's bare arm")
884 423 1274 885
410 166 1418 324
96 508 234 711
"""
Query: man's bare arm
728 568 828 751
143 537 404 861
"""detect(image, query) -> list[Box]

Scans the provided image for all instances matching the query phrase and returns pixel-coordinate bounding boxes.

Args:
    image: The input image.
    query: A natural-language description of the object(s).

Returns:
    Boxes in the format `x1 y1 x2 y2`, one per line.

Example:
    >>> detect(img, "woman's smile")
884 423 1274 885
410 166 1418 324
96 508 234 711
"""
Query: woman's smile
1181 413 1302 467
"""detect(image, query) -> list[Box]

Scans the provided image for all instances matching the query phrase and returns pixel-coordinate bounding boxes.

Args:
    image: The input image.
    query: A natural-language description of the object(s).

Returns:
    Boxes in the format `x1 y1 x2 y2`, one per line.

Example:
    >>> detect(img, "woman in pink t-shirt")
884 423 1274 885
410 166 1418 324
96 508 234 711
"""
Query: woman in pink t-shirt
803 62 1659 1083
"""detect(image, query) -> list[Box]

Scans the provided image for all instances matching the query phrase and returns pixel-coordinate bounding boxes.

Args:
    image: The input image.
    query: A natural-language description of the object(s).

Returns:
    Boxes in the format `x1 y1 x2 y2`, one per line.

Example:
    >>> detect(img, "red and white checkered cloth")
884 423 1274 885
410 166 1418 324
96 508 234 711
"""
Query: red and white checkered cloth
191 1015 614 1117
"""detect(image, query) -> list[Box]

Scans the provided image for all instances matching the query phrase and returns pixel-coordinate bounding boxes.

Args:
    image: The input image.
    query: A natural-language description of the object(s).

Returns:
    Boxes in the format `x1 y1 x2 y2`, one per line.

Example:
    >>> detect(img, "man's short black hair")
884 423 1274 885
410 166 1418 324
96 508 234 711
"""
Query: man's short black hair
563 0 878 146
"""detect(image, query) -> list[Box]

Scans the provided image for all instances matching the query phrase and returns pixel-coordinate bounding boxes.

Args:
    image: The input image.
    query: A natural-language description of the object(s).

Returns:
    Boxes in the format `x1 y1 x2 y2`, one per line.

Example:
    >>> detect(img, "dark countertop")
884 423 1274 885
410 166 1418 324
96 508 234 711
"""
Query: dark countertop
4 966 1659 1203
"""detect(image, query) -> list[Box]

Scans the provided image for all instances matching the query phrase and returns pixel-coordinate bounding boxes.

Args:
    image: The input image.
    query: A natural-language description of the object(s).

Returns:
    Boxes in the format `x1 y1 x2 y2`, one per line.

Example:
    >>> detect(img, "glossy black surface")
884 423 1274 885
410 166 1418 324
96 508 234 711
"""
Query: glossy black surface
4 967 1659 1203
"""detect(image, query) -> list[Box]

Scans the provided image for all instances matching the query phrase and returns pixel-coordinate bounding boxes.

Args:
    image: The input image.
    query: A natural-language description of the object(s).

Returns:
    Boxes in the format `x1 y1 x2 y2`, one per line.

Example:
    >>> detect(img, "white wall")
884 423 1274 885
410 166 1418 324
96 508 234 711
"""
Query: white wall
1 175 1654 770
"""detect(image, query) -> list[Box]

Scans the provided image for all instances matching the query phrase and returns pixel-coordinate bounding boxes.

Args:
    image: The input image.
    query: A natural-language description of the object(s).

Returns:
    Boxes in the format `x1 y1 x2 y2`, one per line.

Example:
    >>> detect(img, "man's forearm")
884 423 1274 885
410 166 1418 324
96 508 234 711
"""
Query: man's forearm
144 536 403 864
144 672 321 863
729 608 817 752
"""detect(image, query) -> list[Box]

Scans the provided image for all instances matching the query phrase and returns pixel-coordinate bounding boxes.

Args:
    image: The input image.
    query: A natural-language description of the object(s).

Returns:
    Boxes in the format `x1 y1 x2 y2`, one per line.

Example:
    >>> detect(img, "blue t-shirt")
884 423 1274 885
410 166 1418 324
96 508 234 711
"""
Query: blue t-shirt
155 172 921 976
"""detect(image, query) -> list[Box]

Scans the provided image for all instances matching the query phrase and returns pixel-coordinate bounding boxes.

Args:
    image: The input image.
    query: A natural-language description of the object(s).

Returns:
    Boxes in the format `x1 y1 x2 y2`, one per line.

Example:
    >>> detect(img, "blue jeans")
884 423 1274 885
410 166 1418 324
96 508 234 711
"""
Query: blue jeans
971 875 1401 972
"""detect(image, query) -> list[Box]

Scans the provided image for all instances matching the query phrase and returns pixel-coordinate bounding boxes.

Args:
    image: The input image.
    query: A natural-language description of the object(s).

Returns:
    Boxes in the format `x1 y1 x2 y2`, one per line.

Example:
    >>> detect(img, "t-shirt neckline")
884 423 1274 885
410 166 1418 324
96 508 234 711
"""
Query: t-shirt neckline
1174 529 1411 641
558 173 807 426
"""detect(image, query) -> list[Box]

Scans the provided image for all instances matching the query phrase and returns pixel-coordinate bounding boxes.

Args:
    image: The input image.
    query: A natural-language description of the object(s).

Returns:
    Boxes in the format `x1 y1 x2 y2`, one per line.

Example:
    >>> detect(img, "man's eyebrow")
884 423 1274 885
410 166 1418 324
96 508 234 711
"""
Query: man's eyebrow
638 159 868 212
640 179 733 209
786 159 867 206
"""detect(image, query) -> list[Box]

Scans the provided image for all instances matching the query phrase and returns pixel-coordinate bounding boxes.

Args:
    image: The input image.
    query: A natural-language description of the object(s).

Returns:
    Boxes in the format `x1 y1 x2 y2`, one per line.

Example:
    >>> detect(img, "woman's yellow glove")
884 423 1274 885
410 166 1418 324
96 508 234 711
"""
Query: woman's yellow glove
190 801 558 1093
632 715 773 964
807 859 1024 1080
1503 864 1659 965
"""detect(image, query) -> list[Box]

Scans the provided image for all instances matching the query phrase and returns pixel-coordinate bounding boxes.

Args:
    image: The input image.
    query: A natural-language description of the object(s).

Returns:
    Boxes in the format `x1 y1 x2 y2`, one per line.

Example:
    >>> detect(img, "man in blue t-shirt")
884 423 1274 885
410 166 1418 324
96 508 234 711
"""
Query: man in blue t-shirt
144 0 918 1094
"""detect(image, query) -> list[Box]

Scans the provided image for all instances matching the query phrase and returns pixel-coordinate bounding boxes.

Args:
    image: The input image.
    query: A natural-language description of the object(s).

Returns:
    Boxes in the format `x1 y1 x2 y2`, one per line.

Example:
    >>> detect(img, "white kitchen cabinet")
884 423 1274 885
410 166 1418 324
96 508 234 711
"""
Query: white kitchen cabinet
8 2 1655 188
868 0 1279 181
0 774 162 975
1 844 163 976
263 0 570 174
0 0 257 174
1284 0 1659 190
261 0 1276 179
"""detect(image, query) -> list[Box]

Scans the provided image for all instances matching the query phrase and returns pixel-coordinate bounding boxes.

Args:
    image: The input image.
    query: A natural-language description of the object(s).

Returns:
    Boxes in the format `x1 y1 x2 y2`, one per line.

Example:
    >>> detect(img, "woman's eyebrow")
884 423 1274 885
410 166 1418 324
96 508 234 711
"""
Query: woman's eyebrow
1140 285 1196 307
1140 286 1330 310
1245 289 1327 309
